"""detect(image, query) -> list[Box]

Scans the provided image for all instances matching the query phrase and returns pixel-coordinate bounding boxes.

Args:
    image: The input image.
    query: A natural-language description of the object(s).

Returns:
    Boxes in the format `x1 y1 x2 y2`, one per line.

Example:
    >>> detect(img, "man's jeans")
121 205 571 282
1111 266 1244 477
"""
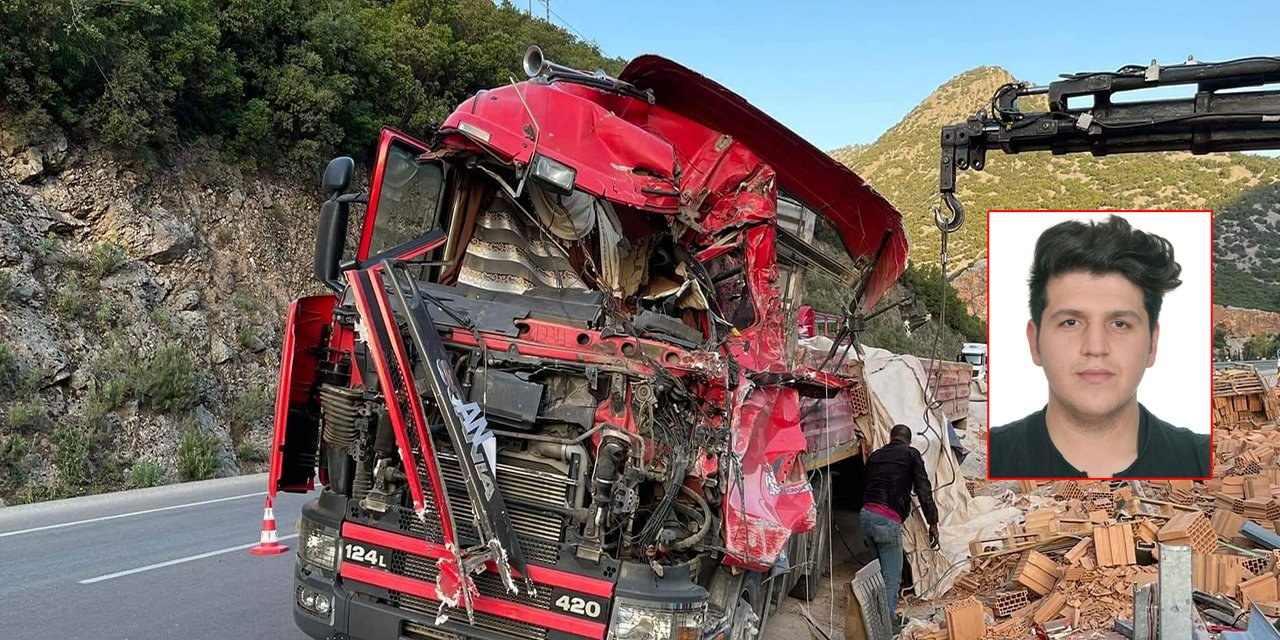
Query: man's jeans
859 508 904 625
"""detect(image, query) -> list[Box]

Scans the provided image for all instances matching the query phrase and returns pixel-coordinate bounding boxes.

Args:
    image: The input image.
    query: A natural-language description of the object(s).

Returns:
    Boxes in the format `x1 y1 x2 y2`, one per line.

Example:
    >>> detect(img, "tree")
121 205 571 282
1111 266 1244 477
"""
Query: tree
1242 334 1280 361
0 0 624 174
899 262 988 342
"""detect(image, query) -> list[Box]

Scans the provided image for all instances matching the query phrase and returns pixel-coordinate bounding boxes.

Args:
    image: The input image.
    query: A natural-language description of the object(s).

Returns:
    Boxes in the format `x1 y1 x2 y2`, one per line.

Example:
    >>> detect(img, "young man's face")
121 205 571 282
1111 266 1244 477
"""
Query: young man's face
1026 272 1159 424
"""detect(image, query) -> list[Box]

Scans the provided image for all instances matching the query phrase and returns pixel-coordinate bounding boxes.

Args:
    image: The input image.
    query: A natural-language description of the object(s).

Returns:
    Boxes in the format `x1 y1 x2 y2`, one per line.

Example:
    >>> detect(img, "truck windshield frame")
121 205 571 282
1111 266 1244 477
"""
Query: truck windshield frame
365 142 447 259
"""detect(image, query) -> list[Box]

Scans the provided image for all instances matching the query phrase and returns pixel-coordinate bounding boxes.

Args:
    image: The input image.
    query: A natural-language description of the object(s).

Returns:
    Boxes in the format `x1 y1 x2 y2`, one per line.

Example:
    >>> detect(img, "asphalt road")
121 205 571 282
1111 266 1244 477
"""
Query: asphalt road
0 472 845 640
0 474 311 640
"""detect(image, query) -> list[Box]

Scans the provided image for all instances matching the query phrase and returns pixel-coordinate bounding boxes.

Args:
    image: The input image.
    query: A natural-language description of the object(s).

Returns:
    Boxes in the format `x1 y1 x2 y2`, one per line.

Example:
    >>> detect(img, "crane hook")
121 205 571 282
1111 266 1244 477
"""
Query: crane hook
934 192 965 234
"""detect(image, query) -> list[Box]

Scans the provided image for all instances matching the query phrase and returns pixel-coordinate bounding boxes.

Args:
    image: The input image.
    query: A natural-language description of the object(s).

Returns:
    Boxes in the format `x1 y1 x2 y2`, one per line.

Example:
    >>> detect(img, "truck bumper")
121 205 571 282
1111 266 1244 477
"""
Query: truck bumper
293 561 535 640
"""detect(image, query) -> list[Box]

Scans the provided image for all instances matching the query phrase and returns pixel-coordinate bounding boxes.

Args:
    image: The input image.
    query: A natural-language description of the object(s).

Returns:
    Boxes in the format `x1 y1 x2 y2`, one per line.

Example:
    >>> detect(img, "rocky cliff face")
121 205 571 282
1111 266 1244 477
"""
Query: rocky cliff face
1214 304 1280 339
0 122 325 504
951 260 986 324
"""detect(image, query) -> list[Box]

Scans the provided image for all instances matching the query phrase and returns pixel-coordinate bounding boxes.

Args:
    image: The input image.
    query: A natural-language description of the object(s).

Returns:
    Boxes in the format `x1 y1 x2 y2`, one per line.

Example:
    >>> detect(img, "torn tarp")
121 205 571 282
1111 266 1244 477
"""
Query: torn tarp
799 337 1023 598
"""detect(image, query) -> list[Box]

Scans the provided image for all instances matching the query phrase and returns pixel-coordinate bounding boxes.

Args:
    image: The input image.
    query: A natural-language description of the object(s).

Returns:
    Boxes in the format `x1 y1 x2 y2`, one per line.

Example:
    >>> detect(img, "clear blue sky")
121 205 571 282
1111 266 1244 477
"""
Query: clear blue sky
529 0 1280 150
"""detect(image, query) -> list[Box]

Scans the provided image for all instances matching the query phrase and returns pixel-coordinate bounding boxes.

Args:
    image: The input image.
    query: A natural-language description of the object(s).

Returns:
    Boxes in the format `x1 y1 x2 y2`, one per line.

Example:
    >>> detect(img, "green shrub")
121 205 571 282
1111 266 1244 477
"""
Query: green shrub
13 484 69 505
87 338 137 411
89 378 129 411
32 237 59 267
16 370 42 397
236 442 267 464
227 386 272 446
137 345 200 413
5 398 51 431
178 428 221 481
88 242 125 279
232 295 263 316
0 343 18 399
1 433 31 485
87 340 200 415
52 422 90 487
130 461 166 488
150 308 175 335
235 327 258 350
82 390 118 431
897 263 987 342
0 270 12 302
94 298 116 328
52 275 88 320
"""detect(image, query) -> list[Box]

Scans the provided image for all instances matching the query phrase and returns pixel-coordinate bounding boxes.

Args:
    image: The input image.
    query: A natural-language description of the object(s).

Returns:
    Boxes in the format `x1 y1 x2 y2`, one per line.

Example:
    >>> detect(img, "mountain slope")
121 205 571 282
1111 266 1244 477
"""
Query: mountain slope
831 67 1280 314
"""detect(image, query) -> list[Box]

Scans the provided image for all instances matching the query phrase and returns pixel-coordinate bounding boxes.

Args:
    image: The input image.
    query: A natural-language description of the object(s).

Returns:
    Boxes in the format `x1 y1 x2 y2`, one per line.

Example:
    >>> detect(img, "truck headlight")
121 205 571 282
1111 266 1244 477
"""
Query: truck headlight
530 154 576 194
296 585 333 619
298 519 338 572
609 598 705 640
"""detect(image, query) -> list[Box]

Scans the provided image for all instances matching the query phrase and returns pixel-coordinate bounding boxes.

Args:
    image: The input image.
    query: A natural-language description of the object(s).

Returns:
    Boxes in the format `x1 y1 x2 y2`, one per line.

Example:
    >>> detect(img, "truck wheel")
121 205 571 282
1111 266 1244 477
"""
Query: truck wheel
789 475 831 601
728 596 760 640
729 573 767 640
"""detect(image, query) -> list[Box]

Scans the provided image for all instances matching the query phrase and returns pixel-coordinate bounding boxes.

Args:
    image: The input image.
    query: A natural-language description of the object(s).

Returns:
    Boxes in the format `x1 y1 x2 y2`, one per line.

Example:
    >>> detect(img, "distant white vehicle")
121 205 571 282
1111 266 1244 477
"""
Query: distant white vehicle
959 342 987 383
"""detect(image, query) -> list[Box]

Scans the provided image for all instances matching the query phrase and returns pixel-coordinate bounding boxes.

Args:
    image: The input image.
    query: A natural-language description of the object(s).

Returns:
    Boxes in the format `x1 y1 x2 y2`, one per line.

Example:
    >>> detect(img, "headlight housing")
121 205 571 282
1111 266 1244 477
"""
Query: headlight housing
609 598 706 640
297 519 339 572
530 154 577 195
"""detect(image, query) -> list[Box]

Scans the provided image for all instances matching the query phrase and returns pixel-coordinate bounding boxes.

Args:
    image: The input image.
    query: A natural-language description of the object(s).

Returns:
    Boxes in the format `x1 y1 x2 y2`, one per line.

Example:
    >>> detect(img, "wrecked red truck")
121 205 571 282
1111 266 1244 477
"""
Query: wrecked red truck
267 46 908 640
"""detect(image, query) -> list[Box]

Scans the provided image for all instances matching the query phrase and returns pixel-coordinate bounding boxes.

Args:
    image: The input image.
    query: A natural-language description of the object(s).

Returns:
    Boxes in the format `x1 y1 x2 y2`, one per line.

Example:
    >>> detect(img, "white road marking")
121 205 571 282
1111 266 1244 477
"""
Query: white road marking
78 534 300 584
0 492 267 539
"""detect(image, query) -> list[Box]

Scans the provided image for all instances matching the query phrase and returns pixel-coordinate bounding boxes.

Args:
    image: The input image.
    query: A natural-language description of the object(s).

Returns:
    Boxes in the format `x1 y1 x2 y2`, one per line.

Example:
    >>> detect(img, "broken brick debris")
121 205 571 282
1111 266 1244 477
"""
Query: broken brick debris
1157 510 1218 554
942 596 985 640
1094 522 1137 567
1013 550 1060 595
990 589 1029 618
920 367 1280 636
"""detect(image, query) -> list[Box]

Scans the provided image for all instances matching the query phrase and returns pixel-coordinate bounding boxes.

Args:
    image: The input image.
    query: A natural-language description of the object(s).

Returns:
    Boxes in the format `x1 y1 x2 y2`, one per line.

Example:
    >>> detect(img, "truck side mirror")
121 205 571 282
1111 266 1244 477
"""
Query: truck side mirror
315 156 357 291
323 156 355 197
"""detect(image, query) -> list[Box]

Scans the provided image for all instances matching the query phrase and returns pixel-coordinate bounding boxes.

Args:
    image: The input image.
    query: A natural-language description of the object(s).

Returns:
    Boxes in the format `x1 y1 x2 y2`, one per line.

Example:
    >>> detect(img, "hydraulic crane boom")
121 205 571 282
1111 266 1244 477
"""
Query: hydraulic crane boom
938 55 1280 230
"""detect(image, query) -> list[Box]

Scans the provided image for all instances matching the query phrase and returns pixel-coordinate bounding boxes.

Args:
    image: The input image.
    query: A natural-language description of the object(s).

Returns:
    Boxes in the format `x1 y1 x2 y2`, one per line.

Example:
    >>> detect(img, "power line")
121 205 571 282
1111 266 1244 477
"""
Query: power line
532 0 593 45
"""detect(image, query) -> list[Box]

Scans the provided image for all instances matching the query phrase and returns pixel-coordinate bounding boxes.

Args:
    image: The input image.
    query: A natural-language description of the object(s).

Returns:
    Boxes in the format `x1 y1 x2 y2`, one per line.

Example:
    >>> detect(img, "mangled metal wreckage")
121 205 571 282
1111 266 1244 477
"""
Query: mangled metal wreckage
268 47 909 640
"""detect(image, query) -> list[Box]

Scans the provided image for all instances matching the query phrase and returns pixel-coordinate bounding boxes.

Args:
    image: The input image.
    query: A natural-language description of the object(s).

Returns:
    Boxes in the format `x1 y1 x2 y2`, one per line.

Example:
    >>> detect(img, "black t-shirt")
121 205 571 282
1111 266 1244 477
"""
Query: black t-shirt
989 404 1210 479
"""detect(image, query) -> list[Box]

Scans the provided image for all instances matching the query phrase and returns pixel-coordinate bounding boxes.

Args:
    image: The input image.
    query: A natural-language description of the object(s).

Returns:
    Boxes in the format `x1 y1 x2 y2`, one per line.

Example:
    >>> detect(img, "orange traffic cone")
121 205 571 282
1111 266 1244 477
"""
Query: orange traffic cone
250 496 289 555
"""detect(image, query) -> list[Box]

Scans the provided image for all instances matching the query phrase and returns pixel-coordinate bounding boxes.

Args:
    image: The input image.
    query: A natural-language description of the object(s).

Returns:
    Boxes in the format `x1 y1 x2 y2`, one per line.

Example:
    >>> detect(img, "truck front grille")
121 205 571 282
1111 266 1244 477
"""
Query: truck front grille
389 550 554 610
376 451 579 639
401 621 460 640
396 452 572 565
393 592 549 640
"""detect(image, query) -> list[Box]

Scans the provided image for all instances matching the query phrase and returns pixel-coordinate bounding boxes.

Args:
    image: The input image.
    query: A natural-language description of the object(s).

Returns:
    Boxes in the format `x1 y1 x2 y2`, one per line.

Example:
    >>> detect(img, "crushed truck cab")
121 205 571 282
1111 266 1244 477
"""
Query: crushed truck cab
268 47 907 640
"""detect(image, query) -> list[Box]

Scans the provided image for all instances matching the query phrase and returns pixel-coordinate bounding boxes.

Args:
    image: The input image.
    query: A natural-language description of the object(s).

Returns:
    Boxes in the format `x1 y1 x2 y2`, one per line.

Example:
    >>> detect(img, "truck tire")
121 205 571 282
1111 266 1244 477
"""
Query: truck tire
789 473 831 601
729 573 767 640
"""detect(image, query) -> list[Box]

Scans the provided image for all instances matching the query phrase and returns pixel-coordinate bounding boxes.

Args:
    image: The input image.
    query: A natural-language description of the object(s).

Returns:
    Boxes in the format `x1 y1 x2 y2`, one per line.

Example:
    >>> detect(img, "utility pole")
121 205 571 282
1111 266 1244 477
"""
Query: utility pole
545 0 550 21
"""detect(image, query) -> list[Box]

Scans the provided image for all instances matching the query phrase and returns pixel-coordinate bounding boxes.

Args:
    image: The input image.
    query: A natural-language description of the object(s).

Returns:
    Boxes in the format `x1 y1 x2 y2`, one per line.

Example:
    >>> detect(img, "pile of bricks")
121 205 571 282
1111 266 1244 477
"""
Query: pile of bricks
936 478 1275 636
922 367 1280 638
1213 367 1278 427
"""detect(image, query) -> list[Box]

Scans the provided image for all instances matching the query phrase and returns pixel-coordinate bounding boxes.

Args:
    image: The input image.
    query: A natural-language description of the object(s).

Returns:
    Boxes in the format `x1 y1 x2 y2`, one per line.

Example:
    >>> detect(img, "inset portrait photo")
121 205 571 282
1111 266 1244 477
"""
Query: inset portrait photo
987 211 1212 480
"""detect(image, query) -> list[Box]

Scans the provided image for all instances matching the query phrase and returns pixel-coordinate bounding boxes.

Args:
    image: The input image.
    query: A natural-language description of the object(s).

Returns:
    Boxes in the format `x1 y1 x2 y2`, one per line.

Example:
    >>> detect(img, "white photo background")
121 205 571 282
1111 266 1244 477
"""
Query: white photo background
987 210 1211 433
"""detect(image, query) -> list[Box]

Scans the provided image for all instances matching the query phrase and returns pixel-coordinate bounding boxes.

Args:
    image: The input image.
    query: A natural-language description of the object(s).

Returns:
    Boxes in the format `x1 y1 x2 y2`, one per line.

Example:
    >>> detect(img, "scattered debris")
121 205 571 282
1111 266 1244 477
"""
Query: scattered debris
896 367 1280 639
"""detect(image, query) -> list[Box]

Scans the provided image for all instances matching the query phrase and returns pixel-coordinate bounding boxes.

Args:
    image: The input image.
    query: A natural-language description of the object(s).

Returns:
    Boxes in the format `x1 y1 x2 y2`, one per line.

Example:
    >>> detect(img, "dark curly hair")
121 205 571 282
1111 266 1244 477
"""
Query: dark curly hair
1028 215 1182 335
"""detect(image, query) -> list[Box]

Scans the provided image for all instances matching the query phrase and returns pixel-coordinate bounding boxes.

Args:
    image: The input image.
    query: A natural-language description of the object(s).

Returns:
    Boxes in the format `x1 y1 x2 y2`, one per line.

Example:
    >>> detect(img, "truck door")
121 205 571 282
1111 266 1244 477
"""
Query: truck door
355 128 450 277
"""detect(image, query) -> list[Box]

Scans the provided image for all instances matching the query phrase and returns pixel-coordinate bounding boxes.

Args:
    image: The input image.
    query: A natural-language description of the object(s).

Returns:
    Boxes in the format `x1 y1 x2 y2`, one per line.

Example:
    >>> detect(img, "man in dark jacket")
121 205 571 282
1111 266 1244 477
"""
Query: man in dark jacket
860 424 940 627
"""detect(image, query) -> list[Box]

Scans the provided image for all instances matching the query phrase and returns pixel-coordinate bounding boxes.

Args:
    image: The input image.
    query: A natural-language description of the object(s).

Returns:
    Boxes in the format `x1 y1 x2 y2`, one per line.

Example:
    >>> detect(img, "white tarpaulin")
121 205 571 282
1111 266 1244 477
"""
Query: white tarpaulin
800 338 1024 598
